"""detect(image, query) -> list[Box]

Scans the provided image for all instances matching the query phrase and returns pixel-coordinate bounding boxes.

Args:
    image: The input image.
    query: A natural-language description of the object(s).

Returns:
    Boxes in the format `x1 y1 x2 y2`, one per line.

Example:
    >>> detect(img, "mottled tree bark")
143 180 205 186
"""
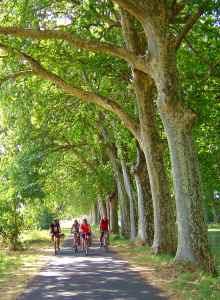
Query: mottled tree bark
121 158 137 240
109 191 119 234
141 2 214 270
98 196 107 219
114 0 214 271
90 201 99 225
132 144 154 245
120 11 176 254
101 131 130 238
106 196 111 221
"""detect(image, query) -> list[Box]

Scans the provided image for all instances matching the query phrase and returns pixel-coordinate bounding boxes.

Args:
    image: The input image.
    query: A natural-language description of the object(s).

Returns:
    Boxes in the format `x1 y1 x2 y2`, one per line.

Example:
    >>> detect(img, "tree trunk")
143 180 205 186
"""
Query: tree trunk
106 195 111 221
163 116 214 267
133 143 154 245
109 191 119 234
9 198 20 251
134 71 177 254
121 158 137 240
141 15 215 269
120 11 176 254
98 196 107 219
91 201 99 225
104 142 130 238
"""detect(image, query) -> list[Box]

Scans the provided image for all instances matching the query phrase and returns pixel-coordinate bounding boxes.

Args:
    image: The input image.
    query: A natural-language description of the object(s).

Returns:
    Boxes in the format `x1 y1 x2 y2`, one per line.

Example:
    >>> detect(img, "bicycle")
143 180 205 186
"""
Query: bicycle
52 234 60 255
101 231 109 251
72 232 80 253
82 233 90 256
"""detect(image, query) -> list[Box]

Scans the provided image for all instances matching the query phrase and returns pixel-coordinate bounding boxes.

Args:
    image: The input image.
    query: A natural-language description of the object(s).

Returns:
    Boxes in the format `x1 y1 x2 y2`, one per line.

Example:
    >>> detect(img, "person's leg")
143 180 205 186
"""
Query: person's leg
81 234 85 250
57 237 60 251
54 237 57 254
100 231 104 246
105 231 110 246
85 234 89 254
77 233 80 246
73 233 76 247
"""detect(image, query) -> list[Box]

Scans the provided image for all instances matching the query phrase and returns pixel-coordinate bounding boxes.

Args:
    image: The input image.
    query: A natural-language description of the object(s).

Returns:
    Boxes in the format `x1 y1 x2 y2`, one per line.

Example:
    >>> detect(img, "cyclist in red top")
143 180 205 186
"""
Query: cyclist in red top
100 216 109 247
79 219 92 251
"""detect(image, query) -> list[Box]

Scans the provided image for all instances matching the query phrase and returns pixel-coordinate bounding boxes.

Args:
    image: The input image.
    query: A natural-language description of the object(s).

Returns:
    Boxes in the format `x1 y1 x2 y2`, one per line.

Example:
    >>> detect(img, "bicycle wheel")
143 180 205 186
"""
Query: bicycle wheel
73 234 78 253
84 236 89 256
54 237 59 255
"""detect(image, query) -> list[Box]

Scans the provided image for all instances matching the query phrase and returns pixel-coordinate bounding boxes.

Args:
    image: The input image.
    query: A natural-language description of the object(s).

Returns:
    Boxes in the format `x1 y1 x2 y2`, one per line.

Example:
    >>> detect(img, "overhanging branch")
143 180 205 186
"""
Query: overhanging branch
175 6 205 49
0 26 146 73
47 142 97 172
0 43 140 141
112 0 146 23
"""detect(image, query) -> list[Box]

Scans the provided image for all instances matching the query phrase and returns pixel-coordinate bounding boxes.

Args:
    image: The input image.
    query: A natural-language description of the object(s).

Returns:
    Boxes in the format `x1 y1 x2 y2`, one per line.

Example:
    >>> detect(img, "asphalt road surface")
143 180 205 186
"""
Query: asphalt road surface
17 237 168 300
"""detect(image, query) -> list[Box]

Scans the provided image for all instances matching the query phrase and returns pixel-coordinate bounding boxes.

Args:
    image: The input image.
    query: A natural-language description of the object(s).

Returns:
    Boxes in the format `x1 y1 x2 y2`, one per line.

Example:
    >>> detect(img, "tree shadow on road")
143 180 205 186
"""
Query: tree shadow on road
17 238 168 300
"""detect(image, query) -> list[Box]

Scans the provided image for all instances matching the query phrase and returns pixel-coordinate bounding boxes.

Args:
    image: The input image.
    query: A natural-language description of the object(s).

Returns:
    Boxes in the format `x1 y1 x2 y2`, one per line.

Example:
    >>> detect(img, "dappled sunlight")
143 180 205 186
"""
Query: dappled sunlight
15 237 168 300
0 249 52 300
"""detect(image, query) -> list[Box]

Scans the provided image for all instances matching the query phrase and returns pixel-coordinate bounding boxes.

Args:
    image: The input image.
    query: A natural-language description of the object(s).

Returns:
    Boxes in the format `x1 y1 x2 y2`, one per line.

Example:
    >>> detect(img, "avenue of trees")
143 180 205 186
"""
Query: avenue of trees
0 0 219 273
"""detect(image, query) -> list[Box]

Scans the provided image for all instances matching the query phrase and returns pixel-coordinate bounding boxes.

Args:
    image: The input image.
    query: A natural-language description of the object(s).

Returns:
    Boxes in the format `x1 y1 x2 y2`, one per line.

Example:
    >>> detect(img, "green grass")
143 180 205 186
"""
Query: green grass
0 252 22 279
1 226 220 299
0 229 52 300
209 229 220 267
21 229 51 248
110 227 220 300
208 224 220 230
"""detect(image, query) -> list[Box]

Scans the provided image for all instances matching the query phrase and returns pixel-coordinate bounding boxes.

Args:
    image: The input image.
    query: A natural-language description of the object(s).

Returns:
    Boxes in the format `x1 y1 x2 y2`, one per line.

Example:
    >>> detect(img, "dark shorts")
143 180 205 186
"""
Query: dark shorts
52 232 60 239
100 230 109 240
81 232 91 239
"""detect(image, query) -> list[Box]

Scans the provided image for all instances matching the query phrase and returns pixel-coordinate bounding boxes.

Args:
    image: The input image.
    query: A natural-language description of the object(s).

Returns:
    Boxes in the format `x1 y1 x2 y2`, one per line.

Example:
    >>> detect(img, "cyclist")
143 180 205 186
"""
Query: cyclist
79 219 91 252
71 219 80 250
99 216 109 247
50 219 61 255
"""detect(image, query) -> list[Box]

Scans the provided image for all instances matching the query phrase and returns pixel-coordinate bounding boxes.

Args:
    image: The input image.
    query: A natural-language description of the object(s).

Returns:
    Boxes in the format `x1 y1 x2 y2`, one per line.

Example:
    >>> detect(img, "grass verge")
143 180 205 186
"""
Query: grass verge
0 230 53 300
110 231 220 300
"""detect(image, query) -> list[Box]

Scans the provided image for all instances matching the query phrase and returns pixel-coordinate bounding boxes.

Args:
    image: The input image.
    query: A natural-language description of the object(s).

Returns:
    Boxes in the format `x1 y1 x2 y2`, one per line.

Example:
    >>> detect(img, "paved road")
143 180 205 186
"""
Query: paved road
17 237 168 300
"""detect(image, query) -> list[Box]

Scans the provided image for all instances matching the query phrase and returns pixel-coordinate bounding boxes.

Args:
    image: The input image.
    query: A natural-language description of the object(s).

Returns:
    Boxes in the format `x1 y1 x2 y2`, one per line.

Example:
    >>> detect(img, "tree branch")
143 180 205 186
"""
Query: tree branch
0 26 146 73
0 43 140 141
175 6 205 49
47 142 97 172
171 1 188 20
48 141 87 153
112 0 146 23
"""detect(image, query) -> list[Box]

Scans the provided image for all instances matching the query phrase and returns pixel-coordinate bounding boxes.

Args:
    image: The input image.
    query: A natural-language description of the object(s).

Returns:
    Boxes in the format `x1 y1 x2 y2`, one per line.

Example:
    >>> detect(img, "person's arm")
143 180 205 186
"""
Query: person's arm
49 224 53 235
